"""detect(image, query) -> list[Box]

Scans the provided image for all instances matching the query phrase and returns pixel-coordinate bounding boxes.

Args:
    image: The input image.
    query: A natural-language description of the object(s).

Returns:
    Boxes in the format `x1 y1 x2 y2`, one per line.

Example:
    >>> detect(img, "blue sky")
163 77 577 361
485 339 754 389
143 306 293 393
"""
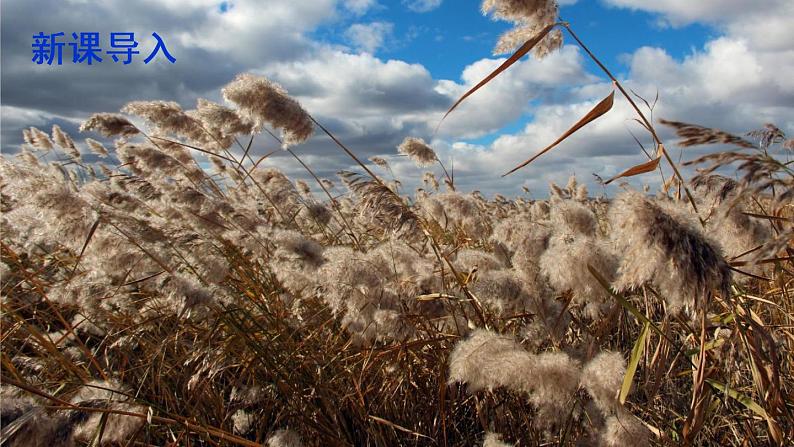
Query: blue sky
318 1 716 78
2 0 792 196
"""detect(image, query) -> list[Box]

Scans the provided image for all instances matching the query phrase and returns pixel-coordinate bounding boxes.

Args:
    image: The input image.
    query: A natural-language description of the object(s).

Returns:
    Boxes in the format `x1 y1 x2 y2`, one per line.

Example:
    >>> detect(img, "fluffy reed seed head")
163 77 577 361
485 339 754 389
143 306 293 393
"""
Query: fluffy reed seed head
601 411 651 447
660 119 755 149
221 73 313 148
529 351 581 426
448 329 535 393
580 351 625 412
121 100 205 142
369 156 390 169
481 0 562 57
609 191 732 313
747 123 785 149
192 98 253 137
397 137 437 167
267 429 304 447
455 248 505 273
232 409 254 435
339 170 419 235
483 432 514 447
422 171 440 191
540 234 618 319
69 380 145 445
272 229 325 267
15 150 40 167
51 125 81 160
470 269 532 315
294 179 312 196
448 329 581 421
85 138 109 158
79 113 139 137
0 387 72 447
549 199 597 236
691 175 772 267
26 127 54 151
421 192 491 239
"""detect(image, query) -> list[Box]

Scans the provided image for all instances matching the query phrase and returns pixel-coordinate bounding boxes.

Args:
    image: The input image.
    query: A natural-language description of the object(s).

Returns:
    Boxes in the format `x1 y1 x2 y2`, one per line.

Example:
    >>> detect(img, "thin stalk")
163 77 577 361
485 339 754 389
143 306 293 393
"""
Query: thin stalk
309 116 383 186
434 156 453 189
562 23 701 217
3 377 262 447
255 126 362 249
287 148 363 250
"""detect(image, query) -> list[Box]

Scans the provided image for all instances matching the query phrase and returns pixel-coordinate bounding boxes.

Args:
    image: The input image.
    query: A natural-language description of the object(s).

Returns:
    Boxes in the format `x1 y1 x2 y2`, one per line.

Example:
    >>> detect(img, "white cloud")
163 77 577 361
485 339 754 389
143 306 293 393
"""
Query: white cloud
264 48 446 139
601 0 784 26
178 0 338 61
721 3 794 52
343 0 379 15
436 30 794 195
403 1 794 195
403 0 442 13
602 0 794 52
434 46 595 138
344 22 395 53
4 0 792 198
1 106 54 128
431 91 640 190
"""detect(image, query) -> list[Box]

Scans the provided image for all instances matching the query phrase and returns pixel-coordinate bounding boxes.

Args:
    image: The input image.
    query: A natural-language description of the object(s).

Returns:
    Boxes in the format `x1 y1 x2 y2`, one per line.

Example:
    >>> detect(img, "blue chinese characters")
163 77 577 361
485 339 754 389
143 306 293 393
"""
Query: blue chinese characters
32 32 174 65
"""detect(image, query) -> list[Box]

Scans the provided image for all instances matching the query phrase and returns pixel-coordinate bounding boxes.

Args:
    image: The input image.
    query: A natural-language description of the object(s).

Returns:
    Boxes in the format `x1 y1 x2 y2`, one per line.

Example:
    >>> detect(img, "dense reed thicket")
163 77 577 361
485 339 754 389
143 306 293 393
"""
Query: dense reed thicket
2 1 793 446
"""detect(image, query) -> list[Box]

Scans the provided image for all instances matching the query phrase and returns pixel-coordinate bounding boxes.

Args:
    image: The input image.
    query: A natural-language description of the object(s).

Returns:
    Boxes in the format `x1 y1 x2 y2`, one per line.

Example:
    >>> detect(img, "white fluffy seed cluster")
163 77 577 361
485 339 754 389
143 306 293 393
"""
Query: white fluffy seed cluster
222 73 314 148
481 0 563 58
397 136 437 167
3 69 764 446
449 331 650 444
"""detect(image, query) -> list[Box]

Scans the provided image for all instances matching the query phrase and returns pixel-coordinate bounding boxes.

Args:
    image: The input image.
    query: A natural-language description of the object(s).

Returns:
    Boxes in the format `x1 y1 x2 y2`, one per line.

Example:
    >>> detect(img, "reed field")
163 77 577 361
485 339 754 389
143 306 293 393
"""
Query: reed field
1 1 793 445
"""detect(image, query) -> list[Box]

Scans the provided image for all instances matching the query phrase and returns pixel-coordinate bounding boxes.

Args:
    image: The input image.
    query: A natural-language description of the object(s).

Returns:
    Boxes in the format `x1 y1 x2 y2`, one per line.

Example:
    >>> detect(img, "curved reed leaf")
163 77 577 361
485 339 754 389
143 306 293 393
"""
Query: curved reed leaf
503 90 615 176
434 23 558 134
605 144 664 184
620 322 649 405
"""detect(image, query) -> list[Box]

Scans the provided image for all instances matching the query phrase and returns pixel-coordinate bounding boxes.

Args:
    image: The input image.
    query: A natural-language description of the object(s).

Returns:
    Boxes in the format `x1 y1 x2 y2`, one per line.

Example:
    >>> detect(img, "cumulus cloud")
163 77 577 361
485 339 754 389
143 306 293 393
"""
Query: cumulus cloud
438 30 794 194
603 0 794 53
2 0 792 198
344 22 395 53
602 0 787 27
258 49 447 174
179 0 337 62
343 0 379 15
400 0 794 195
1 0 339 117
434 46 594 138
266 50 447 116
403 0 442 13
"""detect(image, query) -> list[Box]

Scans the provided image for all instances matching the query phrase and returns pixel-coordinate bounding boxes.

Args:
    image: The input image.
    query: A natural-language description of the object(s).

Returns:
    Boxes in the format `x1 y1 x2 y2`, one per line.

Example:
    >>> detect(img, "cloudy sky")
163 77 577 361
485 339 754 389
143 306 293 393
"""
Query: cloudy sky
2 0 793 197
